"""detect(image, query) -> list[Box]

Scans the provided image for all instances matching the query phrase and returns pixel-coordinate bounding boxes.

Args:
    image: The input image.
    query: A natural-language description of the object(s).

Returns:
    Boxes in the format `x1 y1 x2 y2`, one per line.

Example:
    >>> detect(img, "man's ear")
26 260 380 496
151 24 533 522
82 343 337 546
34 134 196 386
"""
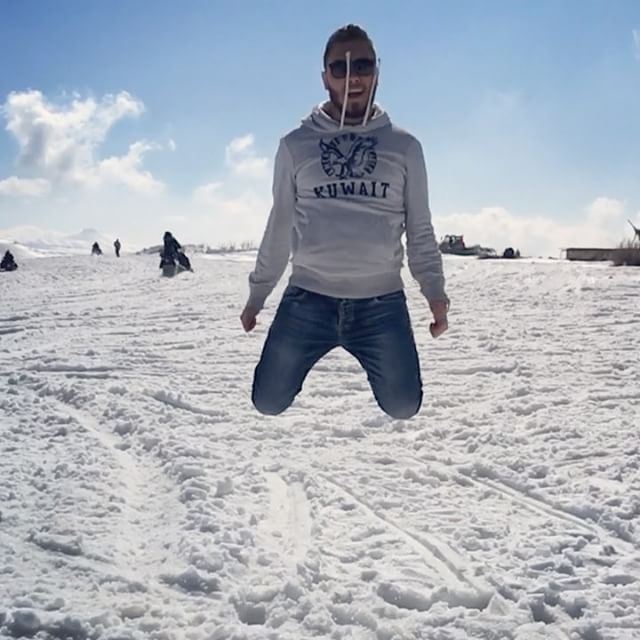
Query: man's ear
321 70 329 91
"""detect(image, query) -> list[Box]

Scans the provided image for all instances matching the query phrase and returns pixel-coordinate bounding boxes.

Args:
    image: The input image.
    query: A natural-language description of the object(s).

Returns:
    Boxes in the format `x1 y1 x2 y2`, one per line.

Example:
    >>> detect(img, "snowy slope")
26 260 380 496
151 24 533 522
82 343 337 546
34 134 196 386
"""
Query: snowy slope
0 242 42 262
0 227 125 258
0 254 639 639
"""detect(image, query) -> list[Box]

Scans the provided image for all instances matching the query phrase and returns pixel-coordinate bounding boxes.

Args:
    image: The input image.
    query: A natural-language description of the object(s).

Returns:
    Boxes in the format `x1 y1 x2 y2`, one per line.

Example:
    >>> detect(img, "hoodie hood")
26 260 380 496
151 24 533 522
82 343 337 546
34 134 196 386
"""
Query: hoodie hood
301 104 390 135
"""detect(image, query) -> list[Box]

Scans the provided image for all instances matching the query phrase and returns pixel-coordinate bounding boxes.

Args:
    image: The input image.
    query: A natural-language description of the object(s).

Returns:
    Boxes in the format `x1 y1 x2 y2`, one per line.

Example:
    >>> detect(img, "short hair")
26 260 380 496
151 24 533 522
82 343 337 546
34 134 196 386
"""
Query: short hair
323 24 376 68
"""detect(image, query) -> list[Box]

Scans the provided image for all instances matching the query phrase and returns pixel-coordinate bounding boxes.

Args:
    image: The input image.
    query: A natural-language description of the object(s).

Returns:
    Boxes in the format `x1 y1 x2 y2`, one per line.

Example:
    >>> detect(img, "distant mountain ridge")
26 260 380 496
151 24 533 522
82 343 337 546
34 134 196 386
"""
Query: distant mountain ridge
0 225 258 258
0 227 116 257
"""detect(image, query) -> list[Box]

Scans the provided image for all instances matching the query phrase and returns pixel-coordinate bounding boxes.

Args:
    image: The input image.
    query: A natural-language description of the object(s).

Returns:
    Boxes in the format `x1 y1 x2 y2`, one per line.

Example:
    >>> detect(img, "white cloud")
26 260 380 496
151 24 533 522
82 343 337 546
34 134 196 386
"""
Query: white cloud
0 129 275 249
227 135 253 154
225 133 270 179
189 133 273 243
434 197 629 257
168 138 177 151
192 181 270 244
633 29 640 60
0 176 51 197
195 189 272 244
89 141 164 195
586 196 624 226
1 90 163 193
193 181 223 205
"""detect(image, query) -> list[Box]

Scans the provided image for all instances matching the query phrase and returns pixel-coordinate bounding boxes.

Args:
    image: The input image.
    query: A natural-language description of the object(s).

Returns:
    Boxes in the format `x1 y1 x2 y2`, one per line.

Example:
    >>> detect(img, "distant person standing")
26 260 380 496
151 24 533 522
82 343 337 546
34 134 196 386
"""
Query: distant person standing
91 242 102 256
114 238 121 257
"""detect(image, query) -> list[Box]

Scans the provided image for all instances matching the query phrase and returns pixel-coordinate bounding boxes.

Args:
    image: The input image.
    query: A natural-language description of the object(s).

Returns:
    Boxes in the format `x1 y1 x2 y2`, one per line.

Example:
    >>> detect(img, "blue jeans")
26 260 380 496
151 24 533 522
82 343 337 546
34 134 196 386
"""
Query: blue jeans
252 286 423 419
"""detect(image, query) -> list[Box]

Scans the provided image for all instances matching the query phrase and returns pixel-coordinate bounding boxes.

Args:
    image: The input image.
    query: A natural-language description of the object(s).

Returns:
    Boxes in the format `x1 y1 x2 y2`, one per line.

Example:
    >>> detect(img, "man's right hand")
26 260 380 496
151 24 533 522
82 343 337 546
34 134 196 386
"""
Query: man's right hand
240 305 259 332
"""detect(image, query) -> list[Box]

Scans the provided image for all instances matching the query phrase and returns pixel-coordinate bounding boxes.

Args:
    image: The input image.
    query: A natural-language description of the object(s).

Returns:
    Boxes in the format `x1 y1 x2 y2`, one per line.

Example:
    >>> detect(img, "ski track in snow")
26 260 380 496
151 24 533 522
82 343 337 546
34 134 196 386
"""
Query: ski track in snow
0 254 639 639
53 401 188 576
404 453 637 554
320 473 493 604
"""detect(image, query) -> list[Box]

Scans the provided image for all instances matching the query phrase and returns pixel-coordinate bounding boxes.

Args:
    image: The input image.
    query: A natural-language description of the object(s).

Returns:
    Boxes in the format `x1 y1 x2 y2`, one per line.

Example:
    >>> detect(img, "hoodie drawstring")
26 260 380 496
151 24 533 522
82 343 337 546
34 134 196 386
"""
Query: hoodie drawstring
339 50 351 130
362 58 380 127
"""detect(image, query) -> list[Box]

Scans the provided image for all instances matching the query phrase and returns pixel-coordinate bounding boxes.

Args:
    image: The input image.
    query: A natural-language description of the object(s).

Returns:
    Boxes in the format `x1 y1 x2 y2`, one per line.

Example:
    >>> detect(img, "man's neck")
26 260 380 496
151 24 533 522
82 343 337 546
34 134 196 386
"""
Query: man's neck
321 101 375 126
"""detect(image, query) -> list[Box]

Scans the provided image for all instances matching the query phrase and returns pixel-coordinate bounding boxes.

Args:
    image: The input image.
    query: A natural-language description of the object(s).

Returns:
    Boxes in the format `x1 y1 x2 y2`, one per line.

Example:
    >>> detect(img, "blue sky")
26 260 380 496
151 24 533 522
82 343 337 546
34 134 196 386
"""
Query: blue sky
0 0 639 254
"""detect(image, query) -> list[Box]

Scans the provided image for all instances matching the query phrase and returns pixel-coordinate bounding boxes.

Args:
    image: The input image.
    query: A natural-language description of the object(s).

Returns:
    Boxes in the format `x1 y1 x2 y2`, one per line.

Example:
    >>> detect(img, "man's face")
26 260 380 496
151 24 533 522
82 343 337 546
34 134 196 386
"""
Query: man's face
323 39 377 120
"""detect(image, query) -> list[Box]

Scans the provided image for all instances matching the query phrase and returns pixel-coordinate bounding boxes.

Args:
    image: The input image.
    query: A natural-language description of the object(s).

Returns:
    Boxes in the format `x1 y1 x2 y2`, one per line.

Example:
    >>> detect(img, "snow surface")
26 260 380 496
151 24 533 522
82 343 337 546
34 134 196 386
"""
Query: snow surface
0 228 125 258
0 242 43 262
0 253 639 639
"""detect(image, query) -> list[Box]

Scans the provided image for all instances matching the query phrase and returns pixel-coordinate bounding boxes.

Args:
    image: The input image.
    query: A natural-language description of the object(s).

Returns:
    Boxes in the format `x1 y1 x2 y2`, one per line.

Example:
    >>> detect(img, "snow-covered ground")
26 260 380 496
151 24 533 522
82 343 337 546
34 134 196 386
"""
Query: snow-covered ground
0 228 120 259
0 253 639 640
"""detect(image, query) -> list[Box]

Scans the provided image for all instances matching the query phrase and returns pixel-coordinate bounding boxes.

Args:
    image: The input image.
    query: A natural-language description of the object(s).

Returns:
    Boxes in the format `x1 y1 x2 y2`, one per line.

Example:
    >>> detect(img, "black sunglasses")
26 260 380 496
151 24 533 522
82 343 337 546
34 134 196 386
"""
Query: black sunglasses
327 58 376 79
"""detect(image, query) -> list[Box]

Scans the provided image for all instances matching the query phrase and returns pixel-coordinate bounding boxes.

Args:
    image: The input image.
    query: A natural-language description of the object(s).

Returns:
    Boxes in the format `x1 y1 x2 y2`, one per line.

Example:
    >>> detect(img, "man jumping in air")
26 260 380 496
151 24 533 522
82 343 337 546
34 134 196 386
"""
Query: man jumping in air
241 24 449 419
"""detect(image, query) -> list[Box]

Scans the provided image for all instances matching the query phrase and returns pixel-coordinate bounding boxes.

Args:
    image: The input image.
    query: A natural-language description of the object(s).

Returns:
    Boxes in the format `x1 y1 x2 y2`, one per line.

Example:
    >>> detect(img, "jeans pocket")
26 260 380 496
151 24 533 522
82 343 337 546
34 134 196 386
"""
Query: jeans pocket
373 289 405 303
283 285 308 302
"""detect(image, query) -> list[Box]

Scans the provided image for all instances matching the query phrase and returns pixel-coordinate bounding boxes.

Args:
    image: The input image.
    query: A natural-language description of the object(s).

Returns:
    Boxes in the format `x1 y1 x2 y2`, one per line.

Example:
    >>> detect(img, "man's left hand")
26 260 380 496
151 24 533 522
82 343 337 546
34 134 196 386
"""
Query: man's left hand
429 299 449 338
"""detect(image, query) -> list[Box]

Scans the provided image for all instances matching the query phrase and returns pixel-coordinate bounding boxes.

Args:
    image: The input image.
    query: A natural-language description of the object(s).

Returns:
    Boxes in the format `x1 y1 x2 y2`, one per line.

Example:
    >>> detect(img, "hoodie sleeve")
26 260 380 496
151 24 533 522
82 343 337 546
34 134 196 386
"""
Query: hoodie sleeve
247 138 296 311
404 138 448 304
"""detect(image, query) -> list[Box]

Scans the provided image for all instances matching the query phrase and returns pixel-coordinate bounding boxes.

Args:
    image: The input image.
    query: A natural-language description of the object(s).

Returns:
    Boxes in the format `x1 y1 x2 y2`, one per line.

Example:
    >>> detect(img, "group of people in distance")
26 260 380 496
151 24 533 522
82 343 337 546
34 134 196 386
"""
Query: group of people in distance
91 239 121 257
2 232 191 277
89 232 192 275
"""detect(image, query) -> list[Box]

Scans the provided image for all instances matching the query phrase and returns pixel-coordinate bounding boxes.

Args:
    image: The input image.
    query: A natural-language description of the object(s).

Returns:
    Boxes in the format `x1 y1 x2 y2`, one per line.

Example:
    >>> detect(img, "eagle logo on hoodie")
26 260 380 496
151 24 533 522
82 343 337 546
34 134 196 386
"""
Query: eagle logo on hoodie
319 134 378 180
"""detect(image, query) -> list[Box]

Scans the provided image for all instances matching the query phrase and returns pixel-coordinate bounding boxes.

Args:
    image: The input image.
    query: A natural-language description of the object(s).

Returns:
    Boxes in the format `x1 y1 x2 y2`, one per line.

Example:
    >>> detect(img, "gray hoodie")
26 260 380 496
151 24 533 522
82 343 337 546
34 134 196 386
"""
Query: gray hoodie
247 105 447 310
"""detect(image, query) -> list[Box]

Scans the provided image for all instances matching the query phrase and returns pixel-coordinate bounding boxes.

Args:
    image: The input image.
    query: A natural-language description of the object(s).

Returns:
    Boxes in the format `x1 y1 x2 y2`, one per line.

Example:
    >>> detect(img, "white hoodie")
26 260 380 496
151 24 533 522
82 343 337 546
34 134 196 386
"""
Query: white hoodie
247 105 447 310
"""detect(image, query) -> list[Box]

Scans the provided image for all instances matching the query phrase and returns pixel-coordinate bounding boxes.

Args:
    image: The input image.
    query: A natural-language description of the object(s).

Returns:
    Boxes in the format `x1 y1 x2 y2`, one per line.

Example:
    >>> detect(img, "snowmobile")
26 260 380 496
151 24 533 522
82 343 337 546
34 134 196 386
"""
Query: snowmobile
0 250 18 272
439 234 494 257
160 250 193 277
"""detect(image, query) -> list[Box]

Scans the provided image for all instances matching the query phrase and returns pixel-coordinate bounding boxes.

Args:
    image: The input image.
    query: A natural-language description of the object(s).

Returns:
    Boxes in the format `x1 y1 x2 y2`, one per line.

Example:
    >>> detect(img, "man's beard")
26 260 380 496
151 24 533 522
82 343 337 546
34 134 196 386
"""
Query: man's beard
329 85 376 120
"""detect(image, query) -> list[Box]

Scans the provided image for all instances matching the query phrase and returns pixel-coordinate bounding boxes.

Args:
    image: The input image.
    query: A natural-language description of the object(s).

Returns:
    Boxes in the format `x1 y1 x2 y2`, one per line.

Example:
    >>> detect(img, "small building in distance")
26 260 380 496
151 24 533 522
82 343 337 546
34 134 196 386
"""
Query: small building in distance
563 248 614 262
